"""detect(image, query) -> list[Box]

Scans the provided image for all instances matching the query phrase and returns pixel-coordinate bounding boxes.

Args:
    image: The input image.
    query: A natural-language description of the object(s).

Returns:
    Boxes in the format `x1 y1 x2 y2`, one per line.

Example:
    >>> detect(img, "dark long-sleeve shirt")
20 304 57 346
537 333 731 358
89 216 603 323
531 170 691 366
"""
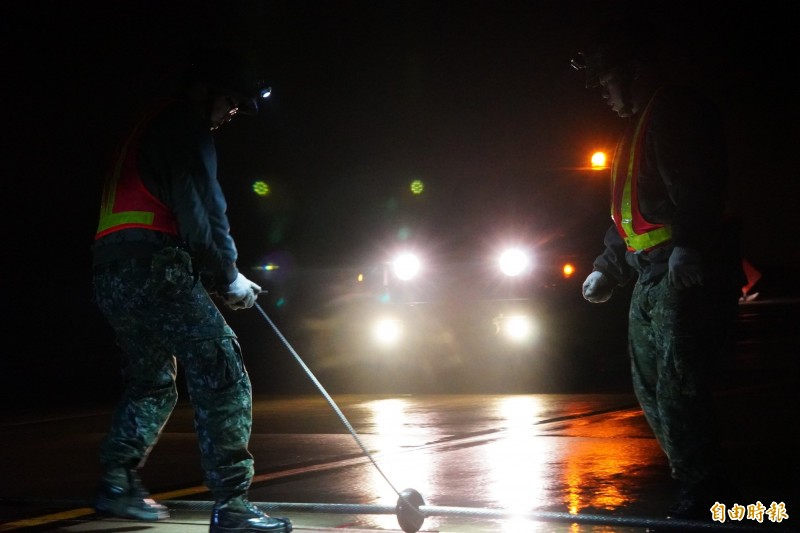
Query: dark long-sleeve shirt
92 99 239 290
593 85 732 285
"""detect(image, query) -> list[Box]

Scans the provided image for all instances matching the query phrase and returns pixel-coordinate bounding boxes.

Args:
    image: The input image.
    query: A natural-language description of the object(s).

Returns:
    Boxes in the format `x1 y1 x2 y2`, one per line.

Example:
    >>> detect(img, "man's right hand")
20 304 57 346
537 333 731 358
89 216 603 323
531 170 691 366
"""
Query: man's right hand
582 271 615 303
223 273 262 310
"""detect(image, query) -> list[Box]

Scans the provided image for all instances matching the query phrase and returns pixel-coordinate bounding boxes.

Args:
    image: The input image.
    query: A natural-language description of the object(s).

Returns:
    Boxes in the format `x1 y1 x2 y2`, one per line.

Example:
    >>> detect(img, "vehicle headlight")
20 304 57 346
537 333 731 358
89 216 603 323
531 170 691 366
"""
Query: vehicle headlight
498 248 531 277
392 252 421 281
496 314 537 343
372 317 403 346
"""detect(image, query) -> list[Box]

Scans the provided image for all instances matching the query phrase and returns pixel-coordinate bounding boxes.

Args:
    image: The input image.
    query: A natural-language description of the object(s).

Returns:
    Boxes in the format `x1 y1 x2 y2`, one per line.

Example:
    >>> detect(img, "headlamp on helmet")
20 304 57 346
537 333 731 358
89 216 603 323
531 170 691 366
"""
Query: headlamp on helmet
187 47 271 115
571 18 655 89
571 41 636 89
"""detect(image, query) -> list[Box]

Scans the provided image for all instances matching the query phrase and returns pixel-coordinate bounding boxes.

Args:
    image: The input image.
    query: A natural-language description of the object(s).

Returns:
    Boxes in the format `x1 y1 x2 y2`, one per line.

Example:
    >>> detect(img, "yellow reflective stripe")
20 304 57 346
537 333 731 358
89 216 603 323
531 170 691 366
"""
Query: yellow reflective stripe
96 210 156 233
624 225 672 250
619 99 651 238
610 143 622 221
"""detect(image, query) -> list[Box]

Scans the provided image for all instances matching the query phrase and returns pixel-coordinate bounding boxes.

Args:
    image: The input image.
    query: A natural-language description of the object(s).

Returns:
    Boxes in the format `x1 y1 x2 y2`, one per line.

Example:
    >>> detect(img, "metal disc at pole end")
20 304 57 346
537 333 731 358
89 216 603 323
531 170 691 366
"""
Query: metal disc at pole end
396 488 425 533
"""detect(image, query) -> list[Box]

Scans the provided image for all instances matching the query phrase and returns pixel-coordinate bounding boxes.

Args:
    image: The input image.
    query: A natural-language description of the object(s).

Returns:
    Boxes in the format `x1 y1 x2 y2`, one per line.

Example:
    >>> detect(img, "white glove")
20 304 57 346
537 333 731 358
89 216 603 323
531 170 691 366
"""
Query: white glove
223 273 262 310
582 271 615 303
668 246 704 290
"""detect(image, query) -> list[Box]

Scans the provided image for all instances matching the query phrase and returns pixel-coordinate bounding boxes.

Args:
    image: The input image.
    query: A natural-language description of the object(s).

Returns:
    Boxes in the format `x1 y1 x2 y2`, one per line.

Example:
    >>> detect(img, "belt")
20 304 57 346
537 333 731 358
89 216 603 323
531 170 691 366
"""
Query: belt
93 256 153 275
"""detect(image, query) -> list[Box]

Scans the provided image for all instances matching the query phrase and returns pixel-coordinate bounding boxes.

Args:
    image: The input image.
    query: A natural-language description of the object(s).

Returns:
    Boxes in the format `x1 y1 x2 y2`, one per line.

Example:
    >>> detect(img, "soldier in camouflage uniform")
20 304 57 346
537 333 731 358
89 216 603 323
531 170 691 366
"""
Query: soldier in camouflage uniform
91 47 292 532
570 15 745 525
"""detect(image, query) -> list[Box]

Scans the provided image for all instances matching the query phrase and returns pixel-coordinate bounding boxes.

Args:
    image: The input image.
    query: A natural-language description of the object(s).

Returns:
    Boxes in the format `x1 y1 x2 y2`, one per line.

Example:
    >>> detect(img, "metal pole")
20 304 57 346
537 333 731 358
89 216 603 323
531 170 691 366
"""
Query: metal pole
164 500 792 532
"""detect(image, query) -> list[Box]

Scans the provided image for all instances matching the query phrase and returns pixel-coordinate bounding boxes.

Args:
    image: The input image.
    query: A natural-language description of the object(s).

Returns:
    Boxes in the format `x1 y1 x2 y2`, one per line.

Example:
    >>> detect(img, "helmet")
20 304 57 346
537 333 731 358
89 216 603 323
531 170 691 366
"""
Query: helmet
186 47 270 115
570 17 656 88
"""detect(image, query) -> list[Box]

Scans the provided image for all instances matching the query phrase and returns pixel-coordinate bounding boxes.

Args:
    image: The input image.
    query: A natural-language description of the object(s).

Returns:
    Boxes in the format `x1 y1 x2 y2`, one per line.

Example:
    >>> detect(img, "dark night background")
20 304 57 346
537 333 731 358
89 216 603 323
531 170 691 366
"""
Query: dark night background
3 1 799 406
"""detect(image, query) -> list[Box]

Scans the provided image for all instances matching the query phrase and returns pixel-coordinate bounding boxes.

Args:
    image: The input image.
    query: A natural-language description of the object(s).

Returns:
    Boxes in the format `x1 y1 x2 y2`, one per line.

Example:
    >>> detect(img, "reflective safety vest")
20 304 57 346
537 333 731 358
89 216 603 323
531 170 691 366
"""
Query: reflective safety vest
95 102 179 240
610 90 672 252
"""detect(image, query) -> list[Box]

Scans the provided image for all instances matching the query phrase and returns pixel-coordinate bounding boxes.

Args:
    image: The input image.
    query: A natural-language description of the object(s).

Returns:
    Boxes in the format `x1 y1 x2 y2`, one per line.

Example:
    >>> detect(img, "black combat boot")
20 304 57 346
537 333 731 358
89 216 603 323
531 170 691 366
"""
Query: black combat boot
210 497 292 532
646 476 742 532
94 468 169 521
666 475 742 520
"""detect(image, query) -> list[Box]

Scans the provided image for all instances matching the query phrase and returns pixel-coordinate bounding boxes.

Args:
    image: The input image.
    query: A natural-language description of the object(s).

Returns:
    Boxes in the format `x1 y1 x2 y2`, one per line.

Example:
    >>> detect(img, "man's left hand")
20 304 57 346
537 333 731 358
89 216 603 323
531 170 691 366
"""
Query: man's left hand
223 273 262 310
668 246 704 289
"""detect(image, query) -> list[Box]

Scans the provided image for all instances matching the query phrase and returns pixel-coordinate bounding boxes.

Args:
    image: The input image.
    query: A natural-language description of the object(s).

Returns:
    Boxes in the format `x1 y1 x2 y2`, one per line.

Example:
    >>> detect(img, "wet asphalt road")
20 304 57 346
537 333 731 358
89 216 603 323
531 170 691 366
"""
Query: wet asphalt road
0 298 798 532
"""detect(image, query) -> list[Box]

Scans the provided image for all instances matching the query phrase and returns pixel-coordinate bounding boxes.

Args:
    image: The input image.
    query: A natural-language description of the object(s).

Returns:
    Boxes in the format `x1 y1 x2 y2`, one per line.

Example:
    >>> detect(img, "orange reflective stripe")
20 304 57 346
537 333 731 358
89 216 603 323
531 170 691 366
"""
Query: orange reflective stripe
95 102 179 239
610 89 672 252
96 116 156 234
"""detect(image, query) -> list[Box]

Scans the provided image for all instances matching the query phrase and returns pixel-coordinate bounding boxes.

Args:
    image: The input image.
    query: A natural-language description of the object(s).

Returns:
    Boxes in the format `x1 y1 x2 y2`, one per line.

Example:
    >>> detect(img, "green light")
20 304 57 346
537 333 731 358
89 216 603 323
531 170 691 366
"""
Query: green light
260 263 279 271
410 179 424 195
252 180 270 196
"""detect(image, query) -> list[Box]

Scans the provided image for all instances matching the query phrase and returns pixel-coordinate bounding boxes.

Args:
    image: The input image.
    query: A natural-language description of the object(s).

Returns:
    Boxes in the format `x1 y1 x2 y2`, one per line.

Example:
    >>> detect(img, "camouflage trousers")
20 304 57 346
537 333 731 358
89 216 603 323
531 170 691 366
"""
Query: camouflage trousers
92 247 254 502
628 273 738 485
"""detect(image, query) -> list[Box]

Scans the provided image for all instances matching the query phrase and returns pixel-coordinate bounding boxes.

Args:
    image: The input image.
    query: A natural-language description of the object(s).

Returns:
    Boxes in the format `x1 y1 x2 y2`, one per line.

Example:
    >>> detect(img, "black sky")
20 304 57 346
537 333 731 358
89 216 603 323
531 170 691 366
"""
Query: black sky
8 1 798 265
4 0 800 398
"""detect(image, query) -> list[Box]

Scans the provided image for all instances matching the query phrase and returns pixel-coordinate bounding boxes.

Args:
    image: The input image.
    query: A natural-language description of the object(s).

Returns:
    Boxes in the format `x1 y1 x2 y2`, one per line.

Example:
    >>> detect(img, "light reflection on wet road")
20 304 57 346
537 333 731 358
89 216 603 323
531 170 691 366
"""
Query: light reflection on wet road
238 393 665 531
1 298 797 532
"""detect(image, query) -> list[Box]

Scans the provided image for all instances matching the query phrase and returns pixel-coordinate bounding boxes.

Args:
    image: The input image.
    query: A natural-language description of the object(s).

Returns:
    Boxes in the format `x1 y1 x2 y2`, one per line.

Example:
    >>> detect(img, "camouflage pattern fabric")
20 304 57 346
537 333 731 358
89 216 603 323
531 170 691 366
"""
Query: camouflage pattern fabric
627 273 737 485
93 246 254 502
